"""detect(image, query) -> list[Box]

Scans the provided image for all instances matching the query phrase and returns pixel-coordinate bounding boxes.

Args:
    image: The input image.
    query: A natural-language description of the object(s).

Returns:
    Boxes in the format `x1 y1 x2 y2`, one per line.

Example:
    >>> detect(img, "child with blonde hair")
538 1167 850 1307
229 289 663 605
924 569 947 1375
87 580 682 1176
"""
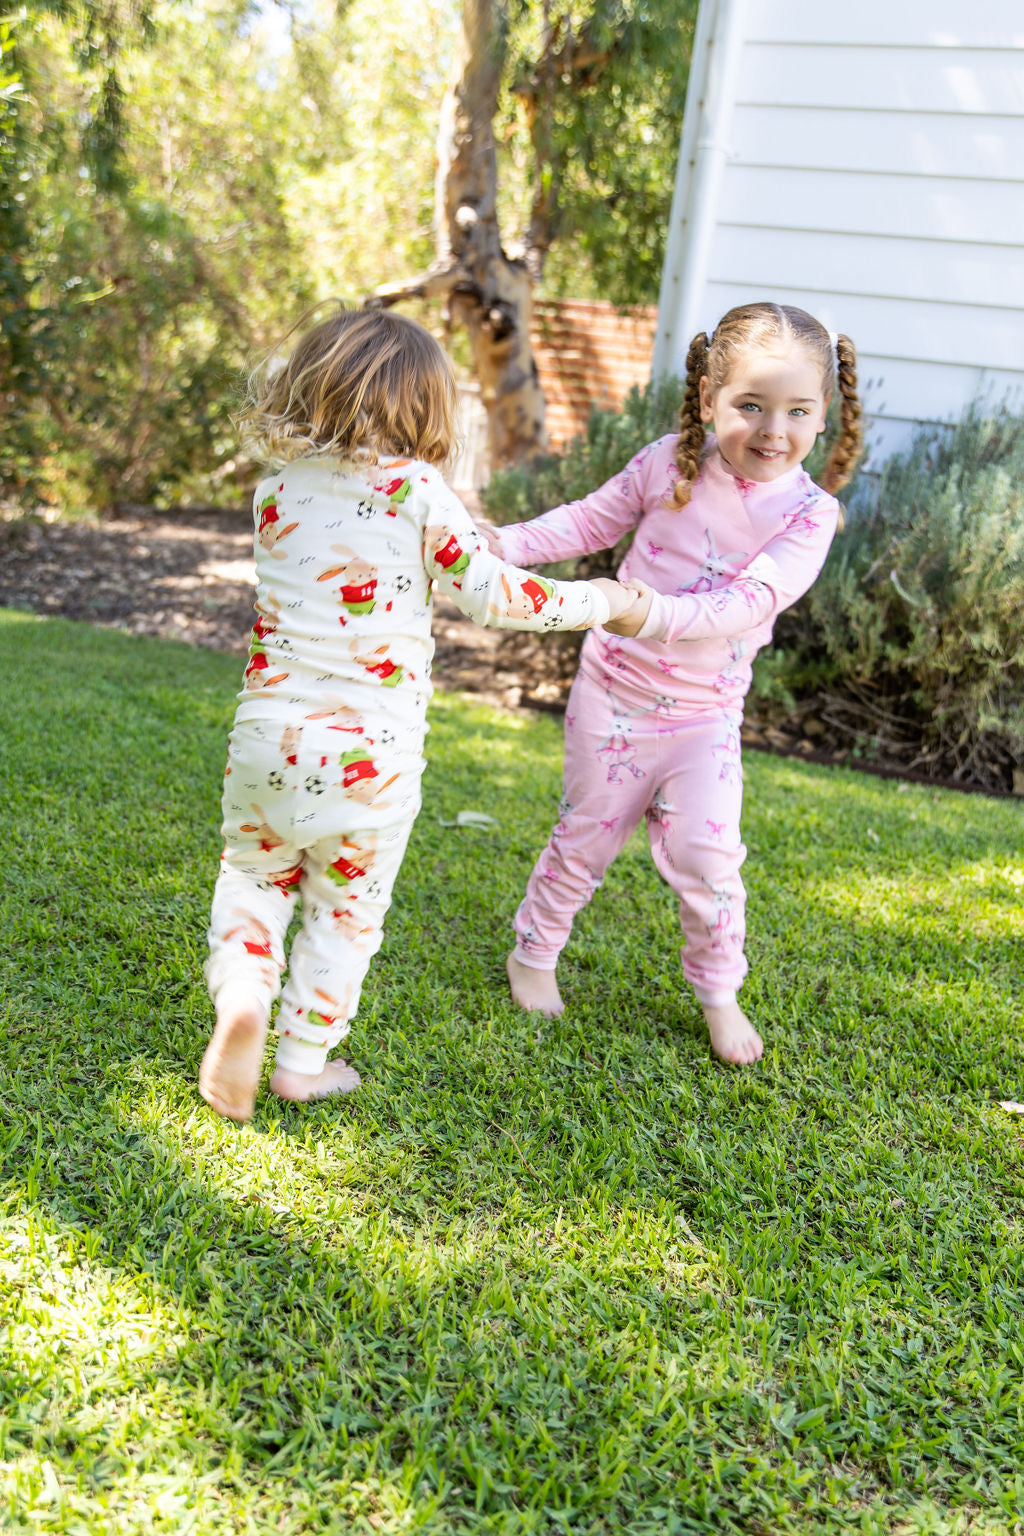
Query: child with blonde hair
485 302 863 1064
199 305 644 1120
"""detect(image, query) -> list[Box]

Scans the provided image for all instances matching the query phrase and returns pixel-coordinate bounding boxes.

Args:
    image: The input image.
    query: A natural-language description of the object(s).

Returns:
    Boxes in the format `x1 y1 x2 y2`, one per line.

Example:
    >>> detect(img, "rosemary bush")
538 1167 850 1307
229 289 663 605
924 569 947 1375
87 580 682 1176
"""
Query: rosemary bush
773 403 1024 790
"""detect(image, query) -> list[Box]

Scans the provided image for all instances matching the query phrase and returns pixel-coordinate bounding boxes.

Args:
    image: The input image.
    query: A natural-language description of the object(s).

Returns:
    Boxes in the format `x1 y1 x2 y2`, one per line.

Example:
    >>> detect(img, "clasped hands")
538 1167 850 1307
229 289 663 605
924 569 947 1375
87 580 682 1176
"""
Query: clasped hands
588 577 655 637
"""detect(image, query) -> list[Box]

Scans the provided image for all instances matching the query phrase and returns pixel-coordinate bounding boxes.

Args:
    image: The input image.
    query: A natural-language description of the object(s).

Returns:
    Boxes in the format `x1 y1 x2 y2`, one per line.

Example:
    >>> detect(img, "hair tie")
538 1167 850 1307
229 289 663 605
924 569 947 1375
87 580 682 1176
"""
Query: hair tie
827 330 841 376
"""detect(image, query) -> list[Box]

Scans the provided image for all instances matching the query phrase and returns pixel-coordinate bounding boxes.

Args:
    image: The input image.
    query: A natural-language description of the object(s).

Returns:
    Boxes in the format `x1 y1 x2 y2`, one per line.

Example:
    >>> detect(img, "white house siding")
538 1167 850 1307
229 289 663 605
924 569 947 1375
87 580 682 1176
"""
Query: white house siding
656 0 1024 465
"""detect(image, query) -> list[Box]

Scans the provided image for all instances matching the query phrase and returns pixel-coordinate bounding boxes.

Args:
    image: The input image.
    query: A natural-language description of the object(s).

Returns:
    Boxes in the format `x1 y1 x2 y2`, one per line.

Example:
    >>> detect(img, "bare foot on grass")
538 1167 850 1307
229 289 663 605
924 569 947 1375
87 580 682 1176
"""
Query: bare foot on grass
270 1059 362 1102
199 1001 270 1121
703 1001 763 1065
506 953 565 1016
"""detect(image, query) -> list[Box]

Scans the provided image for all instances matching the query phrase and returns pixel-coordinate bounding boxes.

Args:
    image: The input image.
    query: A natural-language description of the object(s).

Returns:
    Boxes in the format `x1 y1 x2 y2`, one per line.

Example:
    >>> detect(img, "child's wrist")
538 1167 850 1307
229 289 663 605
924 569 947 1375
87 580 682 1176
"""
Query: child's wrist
634 593 665 640
586 578 615 624
474 517 505 556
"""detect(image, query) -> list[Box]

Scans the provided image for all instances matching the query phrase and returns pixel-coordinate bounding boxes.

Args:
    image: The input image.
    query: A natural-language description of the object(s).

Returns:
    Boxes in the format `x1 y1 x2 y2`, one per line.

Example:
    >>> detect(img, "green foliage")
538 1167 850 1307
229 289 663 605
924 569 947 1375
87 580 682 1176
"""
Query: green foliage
501 0 698 305
1 0 165 498
2 611 1024 1532
0 12 44 497
1 0 695 509
1 0 452 508
770 403 1024 790
279 0 453 299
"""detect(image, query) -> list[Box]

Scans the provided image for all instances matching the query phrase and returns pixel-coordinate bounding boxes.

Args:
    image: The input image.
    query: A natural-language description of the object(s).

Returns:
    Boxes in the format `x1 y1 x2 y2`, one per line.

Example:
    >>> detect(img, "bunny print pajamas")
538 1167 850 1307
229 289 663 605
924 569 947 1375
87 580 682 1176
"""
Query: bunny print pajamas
497 436 840 1008
207 456 610 1075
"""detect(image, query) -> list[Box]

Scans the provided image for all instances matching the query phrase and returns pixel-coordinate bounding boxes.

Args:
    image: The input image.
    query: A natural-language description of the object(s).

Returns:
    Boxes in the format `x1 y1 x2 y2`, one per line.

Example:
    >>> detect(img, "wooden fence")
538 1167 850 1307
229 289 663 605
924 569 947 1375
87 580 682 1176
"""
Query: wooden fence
531 299 657 451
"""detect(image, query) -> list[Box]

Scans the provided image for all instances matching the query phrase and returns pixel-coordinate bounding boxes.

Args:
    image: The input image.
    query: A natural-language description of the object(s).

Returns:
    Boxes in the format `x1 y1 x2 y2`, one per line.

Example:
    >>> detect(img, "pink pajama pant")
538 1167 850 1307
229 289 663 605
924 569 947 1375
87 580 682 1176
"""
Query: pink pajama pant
512 668 748 1006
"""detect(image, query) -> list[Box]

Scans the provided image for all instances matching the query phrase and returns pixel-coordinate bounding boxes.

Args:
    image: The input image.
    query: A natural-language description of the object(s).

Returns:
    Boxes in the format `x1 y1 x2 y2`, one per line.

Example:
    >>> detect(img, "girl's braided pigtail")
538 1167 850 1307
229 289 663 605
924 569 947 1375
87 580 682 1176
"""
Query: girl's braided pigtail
820 334 863 495
671 331 710 508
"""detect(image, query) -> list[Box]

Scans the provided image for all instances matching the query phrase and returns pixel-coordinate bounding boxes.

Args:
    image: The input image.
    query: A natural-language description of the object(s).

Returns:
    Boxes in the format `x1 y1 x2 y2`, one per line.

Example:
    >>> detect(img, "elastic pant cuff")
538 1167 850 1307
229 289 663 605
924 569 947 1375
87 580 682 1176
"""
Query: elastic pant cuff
511 947 558 972
205 956 281 1011
274 1033 332 1075
690 985 739 1008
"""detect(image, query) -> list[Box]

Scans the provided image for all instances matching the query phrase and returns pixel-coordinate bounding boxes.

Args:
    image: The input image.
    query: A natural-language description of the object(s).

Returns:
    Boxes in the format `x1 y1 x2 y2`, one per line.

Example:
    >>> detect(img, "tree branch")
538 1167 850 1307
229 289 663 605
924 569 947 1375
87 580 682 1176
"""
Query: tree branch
365 261 467 310
510 12 616 278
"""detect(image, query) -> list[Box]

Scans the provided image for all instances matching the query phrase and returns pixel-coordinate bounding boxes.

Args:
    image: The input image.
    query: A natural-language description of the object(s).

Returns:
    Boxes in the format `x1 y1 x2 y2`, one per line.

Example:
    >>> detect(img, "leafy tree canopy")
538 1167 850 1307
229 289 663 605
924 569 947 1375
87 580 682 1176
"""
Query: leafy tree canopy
1 0 693 505
500 0 696 303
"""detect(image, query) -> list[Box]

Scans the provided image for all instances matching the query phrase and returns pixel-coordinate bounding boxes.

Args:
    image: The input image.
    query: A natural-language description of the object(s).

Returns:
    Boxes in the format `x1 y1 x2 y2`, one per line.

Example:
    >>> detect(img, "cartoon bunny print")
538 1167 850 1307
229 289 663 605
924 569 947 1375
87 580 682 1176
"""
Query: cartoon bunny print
596 691 657 784
256 486 299 559
679 529 749 595
488 571 560 624
711 720 743 786
646 786 675 868
238 804 285 852
326 836 377 889
349 641 408 688
317 545 379 619
702 877 737 952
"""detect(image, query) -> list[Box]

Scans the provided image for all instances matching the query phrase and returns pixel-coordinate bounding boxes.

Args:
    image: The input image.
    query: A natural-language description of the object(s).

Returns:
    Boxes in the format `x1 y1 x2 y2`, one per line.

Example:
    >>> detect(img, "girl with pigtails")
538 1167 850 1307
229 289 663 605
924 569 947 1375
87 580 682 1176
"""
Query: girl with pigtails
483 302 864 1063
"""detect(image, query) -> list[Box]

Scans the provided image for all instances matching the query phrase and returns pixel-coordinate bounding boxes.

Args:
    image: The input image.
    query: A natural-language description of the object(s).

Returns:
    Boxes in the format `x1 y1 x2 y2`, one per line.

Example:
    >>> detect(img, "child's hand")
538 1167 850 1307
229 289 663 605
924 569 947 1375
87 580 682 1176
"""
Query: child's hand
594 578 655 637
473 518 505 556
587 577 629 622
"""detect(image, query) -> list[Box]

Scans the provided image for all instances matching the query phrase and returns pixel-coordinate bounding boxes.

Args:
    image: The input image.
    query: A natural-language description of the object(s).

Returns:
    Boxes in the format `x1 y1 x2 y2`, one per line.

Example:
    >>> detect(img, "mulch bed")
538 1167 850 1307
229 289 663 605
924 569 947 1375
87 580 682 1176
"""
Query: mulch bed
0 505 1016 799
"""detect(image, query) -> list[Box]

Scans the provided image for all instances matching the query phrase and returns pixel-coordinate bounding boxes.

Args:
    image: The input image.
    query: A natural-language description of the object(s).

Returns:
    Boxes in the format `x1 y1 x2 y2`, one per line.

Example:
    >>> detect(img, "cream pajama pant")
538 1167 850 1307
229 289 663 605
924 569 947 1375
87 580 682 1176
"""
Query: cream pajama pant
206 714 422 1074
512 667 749 1006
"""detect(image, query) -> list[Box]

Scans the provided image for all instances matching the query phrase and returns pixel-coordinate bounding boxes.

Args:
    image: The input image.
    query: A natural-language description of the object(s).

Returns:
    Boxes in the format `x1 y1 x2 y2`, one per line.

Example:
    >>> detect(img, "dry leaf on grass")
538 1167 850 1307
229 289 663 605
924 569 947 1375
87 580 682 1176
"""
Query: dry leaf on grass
437 810 498 830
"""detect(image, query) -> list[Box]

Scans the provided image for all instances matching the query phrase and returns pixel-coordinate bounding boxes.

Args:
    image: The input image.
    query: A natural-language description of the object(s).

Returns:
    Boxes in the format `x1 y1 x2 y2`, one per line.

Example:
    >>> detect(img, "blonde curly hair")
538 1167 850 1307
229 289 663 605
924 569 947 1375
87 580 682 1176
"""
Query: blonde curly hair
672 302 863 508
238 304 460 469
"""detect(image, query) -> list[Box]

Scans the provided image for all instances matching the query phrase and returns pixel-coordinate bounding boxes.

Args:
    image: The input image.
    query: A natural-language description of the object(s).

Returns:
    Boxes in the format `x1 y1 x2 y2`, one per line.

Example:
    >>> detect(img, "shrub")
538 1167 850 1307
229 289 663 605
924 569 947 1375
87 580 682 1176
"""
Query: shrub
480 375 682 534
770 403 1024 791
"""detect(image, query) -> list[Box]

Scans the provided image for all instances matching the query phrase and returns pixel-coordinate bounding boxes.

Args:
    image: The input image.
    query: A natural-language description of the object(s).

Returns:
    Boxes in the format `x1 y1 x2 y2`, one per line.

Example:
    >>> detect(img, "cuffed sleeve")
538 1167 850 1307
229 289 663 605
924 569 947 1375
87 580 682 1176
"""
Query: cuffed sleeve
421 479 610 632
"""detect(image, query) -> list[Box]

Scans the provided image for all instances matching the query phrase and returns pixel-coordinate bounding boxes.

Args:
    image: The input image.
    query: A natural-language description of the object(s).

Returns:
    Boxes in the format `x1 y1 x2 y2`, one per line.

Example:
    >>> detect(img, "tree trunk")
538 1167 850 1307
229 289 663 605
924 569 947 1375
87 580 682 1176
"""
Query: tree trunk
371 0 548 469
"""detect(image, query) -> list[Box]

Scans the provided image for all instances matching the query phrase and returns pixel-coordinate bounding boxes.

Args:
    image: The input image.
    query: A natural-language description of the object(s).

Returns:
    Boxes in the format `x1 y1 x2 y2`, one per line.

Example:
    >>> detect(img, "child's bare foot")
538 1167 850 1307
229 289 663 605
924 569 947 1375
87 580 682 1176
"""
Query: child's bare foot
269 1059 362 1102
702 1001 763 1065
506 953 565 1016
199 1000 270 1121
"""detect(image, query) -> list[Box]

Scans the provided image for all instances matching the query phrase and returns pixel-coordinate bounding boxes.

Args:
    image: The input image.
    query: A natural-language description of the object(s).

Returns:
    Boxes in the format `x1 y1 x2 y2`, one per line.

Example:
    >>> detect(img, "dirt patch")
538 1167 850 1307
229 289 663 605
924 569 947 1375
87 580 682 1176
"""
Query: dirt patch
0 505 258 651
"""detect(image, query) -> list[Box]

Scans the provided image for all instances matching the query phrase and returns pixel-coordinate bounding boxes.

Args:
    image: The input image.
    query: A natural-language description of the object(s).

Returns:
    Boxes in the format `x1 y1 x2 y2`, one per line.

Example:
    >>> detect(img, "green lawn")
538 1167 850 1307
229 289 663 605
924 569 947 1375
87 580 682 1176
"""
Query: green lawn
1 608 1022 1535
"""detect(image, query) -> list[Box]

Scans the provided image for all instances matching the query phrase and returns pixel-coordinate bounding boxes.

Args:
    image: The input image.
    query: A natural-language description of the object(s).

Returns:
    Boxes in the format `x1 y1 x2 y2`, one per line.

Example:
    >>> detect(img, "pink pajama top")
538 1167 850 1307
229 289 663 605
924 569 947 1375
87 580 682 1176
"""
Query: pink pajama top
496 435 840 714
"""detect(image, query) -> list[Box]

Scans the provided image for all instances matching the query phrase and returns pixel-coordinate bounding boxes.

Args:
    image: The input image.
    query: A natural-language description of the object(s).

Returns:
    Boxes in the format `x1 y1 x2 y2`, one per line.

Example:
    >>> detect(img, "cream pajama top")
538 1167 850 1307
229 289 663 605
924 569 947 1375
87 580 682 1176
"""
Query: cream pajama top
233 452 612 751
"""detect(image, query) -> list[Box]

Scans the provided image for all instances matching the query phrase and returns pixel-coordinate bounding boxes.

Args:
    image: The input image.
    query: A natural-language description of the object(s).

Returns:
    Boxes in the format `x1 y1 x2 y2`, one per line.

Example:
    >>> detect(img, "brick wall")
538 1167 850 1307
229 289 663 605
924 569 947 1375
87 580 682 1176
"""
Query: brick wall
531 298 657 451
